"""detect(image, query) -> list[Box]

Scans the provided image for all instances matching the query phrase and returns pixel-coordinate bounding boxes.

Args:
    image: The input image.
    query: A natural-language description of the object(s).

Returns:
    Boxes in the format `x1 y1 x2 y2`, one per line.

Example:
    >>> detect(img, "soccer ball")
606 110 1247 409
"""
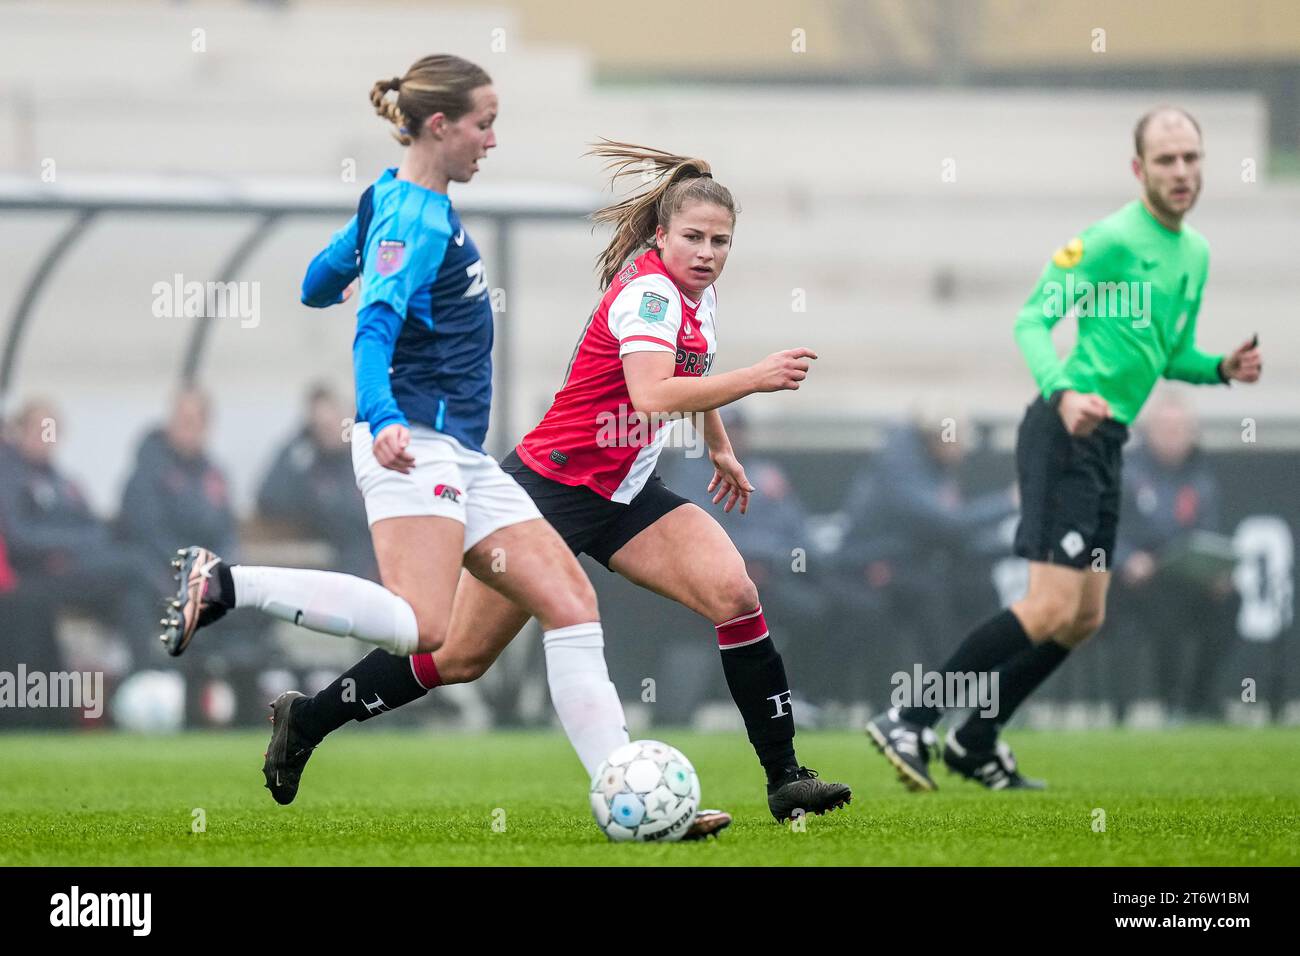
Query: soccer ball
111 670 185 733
590 739 701 842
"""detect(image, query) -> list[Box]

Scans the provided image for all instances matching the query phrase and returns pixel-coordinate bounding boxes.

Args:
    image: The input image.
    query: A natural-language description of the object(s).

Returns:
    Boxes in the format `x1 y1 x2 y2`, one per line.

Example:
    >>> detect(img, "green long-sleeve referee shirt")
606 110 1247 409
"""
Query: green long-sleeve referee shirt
1014 199 1225 424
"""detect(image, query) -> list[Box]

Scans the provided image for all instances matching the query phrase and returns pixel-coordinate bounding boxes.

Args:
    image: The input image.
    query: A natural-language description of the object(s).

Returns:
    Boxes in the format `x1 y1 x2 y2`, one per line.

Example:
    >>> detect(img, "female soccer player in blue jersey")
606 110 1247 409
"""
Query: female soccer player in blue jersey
159 56 716 827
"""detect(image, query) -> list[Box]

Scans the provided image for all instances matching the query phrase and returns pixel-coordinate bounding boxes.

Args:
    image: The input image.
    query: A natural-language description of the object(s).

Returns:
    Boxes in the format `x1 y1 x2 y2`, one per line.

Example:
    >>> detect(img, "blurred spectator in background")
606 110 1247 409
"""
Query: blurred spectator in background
836 411 1017 696
1114 391 1235 719
118 387 238 571
256 383 377 581
0 398 161 669
118 388 271 724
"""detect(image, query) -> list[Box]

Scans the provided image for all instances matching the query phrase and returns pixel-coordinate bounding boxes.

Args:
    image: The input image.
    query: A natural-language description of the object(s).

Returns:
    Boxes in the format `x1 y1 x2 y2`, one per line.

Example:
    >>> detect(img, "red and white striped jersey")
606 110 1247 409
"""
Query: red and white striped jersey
516 248 718 502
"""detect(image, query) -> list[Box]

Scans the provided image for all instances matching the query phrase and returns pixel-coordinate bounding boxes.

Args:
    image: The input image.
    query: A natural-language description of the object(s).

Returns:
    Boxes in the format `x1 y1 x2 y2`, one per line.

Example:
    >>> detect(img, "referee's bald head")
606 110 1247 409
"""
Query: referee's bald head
1134 106 1202 158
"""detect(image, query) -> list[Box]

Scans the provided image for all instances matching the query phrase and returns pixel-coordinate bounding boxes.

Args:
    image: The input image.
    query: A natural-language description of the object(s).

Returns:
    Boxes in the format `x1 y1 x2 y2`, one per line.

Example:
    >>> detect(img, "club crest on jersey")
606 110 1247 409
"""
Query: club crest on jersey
376 239 406 276
434 483 462 502
638 291 670 323
1051 237 1084 269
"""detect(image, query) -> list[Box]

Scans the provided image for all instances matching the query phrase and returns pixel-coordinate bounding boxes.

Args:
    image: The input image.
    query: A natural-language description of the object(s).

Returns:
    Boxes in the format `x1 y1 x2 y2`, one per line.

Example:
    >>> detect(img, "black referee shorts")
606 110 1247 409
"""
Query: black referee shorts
1013 395 1129 571
500 450 691 570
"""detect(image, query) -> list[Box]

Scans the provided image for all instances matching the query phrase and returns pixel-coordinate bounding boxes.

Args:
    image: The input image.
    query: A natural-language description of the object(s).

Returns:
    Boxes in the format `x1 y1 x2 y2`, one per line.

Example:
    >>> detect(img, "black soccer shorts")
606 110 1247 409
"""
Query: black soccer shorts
1012 394 1129 571
501 449 691 570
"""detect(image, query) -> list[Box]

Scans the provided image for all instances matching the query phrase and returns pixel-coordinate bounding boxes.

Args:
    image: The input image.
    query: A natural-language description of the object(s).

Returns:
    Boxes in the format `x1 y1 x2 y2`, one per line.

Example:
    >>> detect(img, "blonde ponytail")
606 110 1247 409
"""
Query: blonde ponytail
589 139 736 289
370 76 410 145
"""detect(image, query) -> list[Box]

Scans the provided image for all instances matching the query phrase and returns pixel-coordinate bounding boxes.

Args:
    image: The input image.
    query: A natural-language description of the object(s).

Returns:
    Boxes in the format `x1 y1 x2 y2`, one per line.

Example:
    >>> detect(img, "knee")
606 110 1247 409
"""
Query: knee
1060 608 1105 647
540 575 600 629
711 571 760 622
437 650 491 685
1015 592 1079 641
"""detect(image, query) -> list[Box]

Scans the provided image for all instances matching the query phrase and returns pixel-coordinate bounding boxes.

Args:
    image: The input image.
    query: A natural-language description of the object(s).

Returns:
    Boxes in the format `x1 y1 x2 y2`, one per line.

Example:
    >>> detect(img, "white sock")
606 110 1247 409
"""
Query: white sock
230 565 419 656
543 622 629 779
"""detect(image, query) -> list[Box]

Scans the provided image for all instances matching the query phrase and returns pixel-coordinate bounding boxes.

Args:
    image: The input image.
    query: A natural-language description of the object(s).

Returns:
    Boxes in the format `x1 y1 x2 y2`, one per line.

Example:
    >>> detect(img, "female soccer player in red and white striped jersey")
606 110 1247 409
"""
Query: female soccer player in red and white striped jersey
282 143 851 822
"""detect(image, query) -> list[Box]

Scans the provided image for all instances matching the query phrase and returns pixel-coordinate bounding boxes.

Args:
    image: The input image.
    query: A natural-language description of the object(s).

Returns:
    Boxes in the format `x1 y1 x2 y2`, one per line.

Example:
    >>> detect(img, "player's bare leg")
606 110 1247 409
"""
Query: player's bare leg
368 514 468 652
1010 561 1089 644
610 502 851 821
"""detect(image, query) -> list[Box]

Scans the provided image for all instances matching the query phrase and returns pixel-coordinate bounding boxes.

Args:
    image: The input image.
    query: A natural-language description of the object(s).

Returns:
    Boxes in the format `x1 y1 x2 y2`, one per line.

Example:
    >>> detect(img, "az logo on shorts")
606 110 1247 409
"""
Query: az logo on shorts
434 484 463 503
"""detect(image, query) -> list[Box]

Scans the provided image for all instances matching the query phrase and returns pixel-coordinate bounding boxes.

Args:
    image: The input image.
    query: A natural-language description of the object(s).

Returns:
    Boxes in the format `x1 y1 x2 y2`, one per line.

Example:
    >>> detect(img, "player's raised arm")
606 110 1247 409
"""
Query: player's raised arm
301 215 362 307
622 347 816 415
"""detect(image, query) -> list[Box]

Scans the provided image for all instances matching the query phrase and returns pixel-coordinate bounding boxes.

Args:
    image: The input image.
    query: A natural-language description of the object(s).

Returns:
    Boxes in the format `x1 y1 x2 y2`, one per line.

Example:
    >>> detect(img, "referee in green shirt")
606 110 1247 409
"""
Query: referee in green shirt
868 106 1263 790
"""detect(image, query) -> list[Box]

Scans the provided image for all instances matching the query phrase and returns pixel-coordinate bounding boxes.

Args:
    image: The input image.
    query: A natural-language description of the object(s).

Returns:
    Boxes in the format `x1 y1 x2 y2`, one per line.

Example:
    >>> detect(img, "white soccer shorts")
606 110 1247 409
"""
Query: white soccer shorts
351 422 542 550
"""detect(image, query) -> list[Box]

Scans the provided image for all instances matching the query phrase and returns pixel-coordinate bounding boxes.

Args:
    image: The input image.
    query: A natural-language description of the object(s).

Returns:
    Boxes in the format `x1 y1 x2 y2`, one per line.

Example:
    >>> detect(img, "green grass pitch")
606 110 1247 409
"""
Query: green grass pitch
1 727 1296 866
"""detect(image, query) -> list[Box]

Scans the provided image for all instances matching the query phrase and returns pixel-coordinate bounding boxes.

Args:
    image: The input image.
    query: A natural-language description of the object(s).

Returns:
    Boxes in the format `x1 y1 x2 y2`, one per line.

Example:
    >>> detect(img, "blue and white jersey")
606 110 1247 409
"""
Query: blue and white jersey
301 168 494 453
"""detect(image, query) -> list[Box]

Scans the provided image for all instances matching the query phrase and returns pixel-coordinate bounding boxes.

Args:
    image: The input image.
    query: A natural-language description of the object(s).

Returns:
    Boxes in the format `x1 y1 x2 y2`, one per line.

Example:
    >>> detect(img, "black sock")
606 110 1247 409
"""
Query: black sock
292 650 430 746
955 639 1070 751
899 609 1034 728
215 562 236 608
718 635 798 785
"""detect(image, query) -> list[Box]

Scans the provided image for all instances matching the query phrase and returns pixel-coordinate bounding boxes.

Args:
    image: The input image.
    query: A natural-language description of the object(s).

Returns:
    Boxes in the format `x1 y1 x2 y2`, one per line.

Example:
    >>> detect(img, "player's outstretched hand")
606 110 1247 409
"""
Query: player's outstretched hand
750 348 817 393
1220 337 1262 383
373 423 416 473
1057 390 1111 437
707 450 755 514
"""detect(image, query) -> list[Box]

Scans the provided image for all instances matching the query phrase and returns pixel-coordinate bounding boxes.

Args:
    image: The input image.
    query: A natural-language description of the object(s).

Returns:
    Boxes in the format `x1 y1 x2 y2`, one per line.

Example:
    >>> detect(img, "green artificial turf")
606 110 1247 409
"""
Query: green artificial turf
0 728 1295 866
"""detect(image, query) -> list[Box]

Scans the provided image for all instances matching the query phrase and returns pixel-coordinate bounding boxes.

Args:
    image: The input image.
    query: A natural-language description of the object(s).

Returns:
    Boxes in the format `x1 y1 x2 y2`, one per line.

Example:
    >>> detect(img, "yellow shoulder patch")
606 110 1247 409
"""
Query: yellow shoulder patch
1052 237 1084 269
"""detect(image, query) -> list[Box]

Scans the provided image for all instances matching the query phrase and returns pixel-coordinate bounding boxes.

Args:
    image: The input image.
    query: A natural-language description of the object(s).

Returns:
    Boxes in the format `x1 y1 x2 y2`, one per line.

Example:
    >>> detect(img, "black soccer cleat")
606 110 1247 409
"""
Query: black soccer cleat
942 730 1046 791
262 691 316 805
159 545 232 657
866 707 939 792
681 808 733 841
767 767 852 822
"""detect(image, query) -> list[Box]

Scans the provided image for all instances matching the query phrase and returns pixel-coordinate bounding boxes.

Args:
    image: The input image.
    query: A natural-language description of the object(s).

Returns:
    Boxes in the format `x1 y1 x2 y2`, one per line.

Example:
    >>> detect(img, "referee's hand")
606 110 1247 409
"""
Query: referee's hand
373 423 416 473
1057 390 1111 437
1220 337 1263 383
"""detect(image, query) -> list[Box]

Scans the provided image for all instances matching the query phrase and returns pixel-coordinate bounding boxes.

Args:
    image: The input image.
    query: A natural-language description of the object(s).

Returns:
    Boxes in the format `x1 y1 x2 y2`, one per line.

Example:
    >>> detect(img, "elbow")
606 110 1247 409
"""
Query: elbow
626 388 660 417
300 285 334 309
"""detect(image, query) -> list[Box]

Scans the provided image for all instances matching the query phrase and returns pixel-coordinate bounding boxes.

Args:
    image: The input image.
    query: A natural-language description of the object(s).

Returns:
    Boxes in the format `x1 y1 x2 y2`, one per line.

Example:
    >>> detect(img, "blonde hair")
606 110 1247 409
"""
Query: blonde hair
370 55 492 146
588 140 737 289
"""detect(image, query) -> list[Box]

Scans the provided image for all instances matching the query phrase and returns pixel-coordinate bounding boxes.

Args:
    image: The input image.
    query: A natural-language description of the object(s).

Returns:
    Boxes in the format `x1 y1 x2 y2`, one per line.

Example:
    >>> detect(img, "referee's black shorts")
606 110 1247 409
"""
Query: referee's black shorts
1013 395 1129 571
500 450 691 570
